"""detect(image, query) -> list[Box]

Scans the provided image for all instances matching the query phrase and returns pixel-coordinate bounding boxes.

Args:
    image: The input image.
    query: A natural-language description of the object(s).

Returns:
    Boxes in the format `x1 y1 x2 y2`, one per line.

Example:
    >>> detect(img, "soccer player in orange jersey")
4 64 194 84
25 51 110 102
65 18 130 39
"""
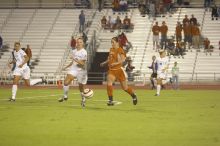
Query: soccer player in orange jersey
100 37 138 106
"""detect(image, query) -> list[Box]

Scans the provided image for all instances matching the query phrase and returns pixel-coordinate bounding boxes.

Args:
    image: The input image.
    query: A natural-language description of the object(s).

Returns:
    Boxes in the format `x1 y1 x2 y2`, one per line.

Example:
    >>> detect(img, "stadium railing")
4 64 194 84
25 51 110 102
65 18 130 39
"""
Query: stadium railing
1 72 220 86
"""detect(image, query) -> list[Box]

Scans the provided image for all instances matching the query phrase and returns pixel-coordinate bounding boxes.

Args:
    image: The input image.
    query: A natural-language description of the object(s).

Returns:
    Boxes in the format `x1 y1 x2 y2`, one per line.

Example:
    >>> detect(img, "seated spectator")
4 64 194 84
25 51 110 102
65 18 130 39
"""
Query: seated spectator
138 1 147 15
123 15 131 29
119 0 128 12
107 16 116 30
190 14 197 25
166 39 175 56
101 16 107 28
211 5 218 20
175 42 185 58
70 36 76 50
204 38 211 55
0 35 2 49
115 16 122 29
112 0 120 12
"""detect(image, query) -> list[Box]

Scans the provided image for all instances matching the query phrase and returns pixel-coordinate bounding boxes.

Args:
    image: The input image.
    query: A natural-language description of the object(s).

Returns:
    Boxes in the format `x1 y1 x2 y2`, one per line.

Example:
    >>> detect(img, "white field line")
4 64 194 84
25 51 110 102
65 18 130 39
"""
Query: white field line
0 92 123 105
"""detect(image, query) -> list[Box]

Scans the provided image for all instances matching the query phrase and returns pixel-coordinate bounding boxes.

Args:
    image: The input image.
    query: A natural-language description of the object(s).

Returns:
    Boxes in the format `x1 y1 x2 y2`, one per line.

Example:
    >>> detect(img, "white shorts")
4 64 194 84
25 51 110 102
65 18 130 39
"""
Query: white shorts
157 71 166 79
68 69 87 84
153 35 159 42
13 66 30 80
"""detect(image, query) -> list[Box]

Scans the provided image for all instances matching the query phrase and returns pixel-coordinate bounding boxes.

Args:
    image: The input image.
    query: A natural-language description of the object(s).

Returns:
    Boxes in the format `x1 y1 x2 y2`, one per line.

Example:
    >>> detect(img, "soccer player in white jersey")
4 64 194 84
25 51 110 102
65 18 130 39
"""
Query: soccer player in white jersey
58 38 88 107
8 42 30 101
155 50 169 96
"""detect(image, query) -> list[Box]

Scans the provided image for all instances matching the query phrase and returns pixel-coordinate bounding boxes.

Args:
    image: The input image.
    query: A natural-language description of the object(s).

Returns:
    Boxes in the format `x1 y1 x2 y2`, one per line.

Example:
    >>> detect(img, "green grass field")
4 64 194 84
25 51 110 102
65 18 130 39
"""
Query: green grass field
0 88 220 146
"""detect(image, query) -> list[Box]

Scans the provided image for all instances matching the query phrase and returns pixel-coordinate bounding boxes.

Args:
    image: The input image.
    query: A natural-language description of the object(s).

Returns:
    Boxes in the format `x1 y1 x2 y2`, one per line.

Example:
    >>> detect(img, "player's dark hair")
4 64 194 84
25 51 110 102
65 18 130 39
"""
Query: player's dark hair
112 37 119 42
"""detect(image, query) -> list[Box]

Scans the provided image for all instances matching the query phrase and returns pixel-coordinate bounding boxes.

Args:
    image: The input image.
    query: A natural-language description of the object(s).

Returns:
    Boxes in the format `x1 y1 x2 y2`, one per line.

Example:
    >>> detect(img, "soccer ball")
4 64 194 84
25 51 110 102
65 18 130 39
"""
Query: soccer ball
83 88 94 99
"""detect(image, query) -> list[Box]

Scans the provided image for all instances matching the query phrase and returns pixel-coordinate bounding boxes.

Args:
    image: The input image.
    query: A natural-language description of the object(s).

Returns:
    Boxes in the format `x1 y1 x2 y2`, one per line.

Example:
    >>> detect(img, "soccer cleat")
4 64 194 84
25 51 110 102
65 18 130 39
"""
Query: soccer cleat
154 94 160 96
107 100 114 106
58 96 68 102
8 98 15 102
132 95 138 105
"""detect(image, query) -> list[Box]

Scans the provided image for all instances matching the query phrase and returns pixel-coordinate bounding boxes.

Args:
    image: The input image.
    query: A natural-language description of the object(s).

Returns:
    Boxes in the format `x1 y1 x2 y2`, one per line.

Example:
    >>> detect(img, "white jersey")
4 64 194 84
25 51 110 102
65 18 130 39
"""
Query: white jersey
156 56 169 72
70 48 87 71
13 49 28 69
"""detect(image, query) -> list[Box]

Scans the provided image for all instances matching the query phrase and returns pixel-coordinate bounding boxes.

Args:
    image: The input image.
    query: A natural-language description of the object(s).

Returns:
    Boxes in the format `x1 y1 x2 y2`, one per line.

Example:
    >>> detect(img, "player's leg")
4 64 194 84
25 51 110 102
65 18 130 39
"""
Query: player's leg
10 75 21 101
58 74 74 102
106 73 116 106
155 78 162 96
120 80 138 105
119 69 138 105
77 72 88 107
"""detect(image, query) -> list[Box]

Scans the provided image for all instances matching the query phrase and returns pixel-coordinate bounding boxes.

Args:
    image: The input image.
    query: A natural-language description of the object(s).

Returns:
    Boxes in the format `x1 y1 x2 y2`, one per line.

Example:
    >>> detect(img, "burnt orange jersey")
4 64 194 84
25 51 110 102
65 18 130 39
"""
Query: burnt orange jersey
108 47 126 70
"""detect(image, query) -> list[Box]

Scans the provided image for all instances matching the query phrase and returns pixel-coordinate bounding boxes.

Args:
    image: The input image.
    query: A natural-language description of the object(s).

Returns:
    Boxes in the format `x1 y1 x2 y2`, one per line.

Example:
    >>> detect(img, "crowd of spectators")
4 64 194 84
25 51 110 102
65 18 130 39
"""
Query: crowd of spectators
101 15 134 31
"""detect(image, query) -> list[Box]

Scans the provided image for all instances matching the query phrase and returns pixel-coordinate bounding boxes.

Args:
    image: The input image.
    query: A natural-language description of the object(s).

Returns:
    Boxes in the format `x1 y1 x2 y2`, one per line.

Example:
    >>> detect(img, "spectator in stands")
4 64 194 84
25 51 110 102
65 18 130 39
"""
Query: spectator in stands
101 16 107 28
123 15 131 30
175 22 182 42
148 55 157 89
125 57 135 81
0 35 2 49
160 21 168 49
108 16 116 30
183 21 192 50
149 1 156 19
112 0 120 12
70 36 76 50
25 45 32 67
166 39 175 56
204 38 211 55
191 22 200 50
190 14 198 25
0 35 3 49
176 42 185 58
163 0 172 15
79 10 85 32
119 0 128 12
82 32 88 45
115 16 122 29
171 61 179 90
204 0 211 9
177 0 183 6
182 15 190 26
98 0 103 12
211 5 218 20
152 21 160 51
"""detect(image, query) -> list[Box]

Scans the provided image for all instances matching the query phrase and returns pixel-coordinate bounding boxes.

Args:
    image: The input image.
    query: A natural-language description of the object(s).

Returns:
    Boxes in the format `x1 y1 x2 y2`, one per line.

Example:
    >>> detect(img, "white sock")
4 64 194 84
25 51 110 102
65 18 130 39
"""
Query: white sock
63 85 69 98
157 85 161 95
12 85 17 99
30 79 42 86
80 92 86 102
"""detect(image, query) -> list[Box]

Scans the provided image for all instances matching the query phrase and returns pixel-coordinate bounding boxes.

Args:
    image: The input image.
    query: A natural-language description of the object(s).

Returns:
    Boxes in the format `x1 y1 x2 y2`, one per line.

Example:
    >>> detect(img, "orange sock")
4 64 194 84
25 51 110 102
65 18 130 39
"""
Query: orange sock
107 85 113 97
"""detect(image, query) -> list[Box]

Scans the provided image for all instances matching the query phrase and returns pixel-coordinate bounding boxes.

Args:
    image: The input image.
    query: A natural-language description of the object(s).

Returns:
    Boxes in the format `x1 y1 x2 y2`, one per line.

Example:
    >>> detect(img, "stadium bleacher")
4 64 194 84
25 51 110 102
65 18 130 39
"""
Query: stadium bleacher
0 0 220 84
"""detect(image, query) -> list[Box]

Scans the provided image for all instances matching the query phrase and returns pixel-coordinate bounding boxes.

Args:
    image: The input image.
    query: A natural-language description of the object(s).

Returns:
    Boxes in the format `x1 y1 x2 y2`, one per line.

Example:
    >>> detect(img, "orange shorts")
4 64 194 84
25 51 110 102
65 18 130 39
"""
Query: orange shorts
108 68 127 82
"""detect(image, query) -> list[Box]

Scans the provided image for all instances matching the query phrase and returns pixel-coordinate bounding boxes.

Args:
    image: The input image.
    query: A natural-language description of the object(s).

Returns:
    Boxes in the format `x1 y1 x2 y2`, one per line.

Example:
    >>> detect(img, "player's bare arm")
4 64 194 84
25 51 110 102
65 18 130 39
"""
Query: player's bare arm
18 55 29 68
100 60 108 67
63 61 73 70
73 58 86 68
